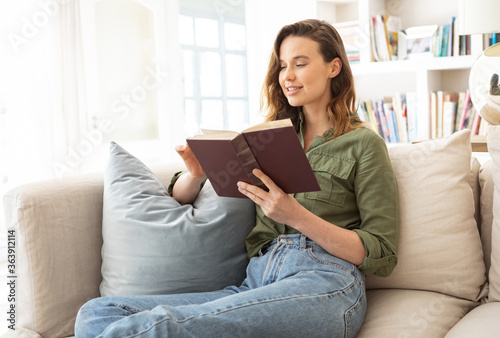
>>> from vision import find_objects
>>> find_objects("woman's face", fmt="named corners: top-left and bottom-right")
top-left (278, 36), bottom-right (340, 112)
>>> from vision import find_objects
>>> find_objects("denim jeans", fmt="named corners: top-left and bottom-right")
top-left (75, 234), bottom-right (366, 338)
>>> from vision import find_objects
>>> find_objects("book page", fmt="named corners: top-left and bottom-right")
top-left (242, 119), bottom-right (292, 133)
top-left (188, 129), bottom-right (239, 140)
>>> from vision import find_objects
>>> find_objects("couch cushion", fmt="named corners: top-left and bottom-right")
top-left (366, 130), bottom-right (487, 302)
top-left (445, 302), bottom-right (500, 338)
top-left (100, 142), bottom-right (256, 296)
top-left (358, 289), bottom-right (477, 338)
top-left (357, 290), bottom-right (476, 338)
top-left (487, 125), bottom-right (500, 301)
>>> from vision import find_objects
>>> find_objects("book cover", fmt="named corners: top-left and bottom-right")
top-left (455, 91), bottom-right (466, 132)
top-left (458, 90), bottom-right (471, 130)
top-left (186, 119), bottom-right (321, 198)
top-left (442, 92), bottom-right (459, 137)
top-left (406, 92), bottom-right (419, 142)
top-left (384, 15), bottom-right (402, 61)
top-left (393, 93), bottom-right (408, 143)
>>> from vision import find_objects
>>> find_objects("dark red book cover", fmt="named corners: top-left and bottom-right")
top-left (186, 119), bottom-right (320, 198)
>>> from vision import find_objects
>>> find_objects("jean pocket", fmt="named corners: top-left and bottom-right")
top-left (307, 246), bottom-right (351, 273)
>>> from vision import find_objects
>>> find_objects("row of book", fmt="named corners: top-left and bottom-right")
top-left (485, 33), bottom-right (500, 48)
top-left (431, 16), bottom-right (475, 57)
top-left (368, 15), bottom-right (480, 62)
top-left (430, 90), bottom-right (488, 139)
top-left (357, 90), bottom-right (488, 144)
top-left (357, 94), bottom-right (415, 144)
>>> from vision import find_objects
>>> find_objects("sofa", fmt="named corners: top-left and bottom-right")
top-left (3, 126), bottom-right (500, 338)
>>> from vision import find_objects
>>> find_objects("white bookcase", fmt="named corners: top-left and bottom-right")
top-left (316, 0), bottom-right (484, 141)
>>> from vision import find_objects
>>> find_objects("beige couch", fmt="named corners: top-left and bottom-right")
top-left (3, 127), bottom-right (500, 338)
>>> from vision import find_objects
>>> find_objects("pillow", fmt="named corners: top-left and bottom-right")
top-left (366, 130), bottom-right (487, 302)
top-left (100, 142), bottom-right (256, 297)
top-left (487, 125), bottom-right (500, 301)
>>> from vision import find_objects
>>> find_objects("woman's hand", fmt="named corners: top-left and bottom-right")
top-left (175, 144), bottom-right (206, 179)
top-left (172, 144), bottom-right (206, 204)
top-left (237, 169), bottom-right (304, 226)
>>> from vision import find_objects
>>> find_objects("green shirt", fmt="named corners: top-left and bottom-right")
top-left (245, 125), bottom-right (399, 277)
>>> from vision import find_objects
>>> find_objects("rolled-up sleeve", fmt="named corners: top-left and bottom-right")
top-left (352, 134), bottom-right (399, 277)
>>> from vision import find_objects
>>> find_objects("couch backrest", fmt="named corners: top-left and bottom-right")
top-left (366, 130), bottom-right (488, 303)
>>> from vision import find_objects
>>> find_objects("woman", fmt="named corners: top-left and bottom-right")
top-left (75, 19), bottom-right (398, 337)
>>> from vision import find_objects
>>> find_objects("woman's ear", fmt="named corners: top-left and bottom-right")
top-left (329, 57), bottom-right (342, 78)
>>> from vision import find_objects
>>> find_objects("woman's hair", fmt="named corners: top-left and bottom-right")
top-left (490, 73), bottom-right (499, 94)
top-left (261, 19), bottom-right (364, 139)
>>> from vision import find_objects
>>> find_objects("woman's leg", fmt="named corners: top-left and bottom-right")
top-left (75, 288), bottom-right (241, 338)
top-left (76, 235), bottom-right (366, 338)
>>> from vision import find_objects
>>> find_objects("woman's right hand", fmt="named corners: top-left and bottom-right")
top-left (175, 144), bottom-right (206, 179)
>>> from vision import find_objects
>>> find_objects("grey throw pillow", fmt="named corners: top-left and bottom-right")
top-left (100, 142), bottom-right (256, 297)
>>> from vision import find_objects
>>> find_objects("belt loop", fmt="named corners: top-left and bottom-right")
top-left (300, 235), bottom-right (307, 249)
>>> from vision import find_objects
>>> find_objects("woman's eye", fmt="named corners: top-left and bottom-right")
top-left (297, 63), bottom-right (306, 67)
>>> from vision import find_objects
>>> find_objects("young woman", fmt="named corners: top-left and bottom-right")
top-left (75, 19), bottom-right (398, 337)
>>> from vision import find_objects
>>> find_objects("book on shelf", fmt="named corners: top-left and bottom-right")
top-left (358, 95), bottom-right (412, 144)
top-left (405, 92), bottom-right (419, 143)
top-left (358, 89), bottom-right (489, 145)
top-left (429, 89), bottom-right (488, 138)
top-left (430, 91), bottom-right (460, 138)
top-left (395, 16), bottom-right (483, 60)
top-left (335, 20), bottom-right (361, 64)
top-left (370, 15), bottom-right (401, 62)
top-left (186, 119), bottom-right (320, 198)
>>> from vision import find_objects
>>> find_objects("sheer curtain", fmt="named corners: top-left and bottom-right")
top-left (4, 0), bottom-right (90, 185)
top-left (0, 0), bottom-right (91, 246)
top-left (52, 0), bottom-right (91, 178)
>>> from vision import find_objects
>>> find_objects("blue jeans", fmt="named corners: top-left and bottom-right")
top-left (75, 234), bottom-right (366, 337)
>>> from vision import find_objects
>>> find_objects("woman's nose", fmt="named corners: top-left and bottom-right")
top-left (283, 67), bottom-right (295, 81)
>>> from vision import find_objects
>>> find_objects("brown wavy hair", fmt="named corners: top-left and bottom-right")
top-left (261, 19), bottom-right (364, 138)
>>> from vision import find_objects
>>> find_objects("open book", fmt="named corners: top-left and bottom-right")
top-left (186, 119), bottom-right (320, 198)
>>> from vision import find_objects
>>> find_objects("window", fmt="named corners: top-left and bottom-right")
top-left (179, 2), bottom-right (249, 137)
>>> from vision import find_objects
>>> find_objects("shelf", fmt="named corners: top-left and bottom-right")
top-left (319, 0), bottom-right (488, 142)
top-left (351, 55), bottom-right (477, 76)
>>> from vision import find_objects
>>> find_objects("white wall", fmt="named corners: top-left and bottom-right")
top-left (245, 0), bottom-right (317, 125)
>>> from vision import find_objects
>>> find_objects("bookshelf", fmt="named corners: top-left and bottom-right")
top-left (316, 0), bottom-right (487, 143)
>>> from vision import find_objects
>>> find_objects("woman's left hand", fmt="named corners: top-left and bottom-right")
top-left (237, 169), bottom-right (303, 226)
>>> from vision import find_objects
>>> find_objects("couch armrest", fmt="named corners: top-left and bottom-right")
top-left (3, 173), bottom-right (104, 338)
top-left (3, 161), bottom-right (185, 337)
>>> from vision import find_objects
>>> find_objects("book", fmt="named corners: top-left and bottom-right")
top-left (335, 20), bottom-right (362, 64)
top-left (384, 15), bottom-right (402, 60)
top-left (441, 92), bottom-right (459, 137)
top-left (458, 90), bottom-right (471, 130)
top-left (186, 119), bottom-right (321, 198)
